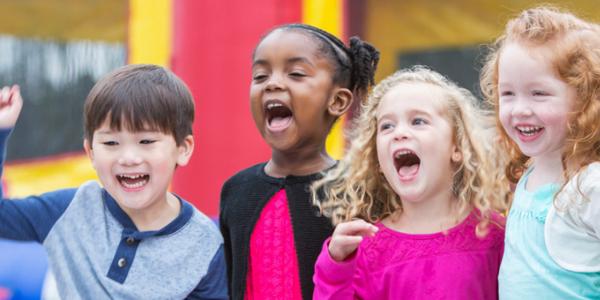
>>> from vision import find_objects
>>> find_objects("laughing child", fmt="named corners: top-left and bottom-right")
top-left (0, 65), bottom-right (227, 299)
top-left (219, 24), bottom-right (379, 300)
top-left (312, 66), bottom-right (508, 299)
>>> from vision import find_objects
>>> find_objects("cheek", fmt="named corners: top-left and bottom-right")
top-left (539, 108), bottom-right (569, 127)
top-left (375, 138), bottom-right (387, 167)
top-left (498, 106), bottom-right (512, 130)
top-left (88, 150), bottom-right (107, 170)
top-left (249, 104), bottom-right (264, 127)
top-left (249, 86), bottom-right (263, 112)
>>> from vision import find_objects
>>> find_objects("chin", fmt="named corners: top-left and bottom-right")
top-left (120, 200), bottom-right (153, 211)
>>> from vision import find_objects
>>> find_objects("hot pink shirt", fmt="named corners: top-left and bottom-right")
top-left (245, 189), bottom-right (303, 300)
top-left (313, 212), bottom-right (504, 300)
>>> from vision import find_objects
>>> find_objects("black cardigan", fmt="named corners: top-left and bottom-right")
top-left (219, 163), bottom-right (334, 300)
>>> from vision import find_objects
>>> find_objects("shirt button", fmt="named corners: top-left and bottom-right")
top-left (117, 258), bottom-right (127, 268)
top-left (126, 237), bottom-right (135, 245)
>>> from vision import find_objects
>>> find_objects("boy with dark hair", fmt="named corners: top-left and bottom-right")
top-left (0, 64), bottom-right (227, 299)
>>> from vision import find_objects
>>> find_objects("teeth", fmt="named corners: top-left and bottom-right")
top-left (516, 126), bottom-right (543, 135)
top-left (266, 102), bottom-right (283, 110)
top-left (117, 174), bottom-right (149, 189)
top-left (394, 150), bottom-right (413, 159)
top-left (121, 179), bottom-right (147, 189)
top-left (119, 174), bottom-right (145, 179)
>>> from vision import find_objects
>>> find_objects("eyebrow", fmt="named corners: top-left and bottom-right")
top-left (252, 56), bottom-right (314, 68)
top-left (377, 109), bottom-right (434, 120)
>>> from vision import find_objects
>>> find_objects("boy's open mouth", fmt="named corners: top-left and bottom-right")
top-left (117, 174), bottom-right (150, 190)
top-left (264, 100), bottom-right (293, 130)
top-left (394, 150), bottom-right (421, 180)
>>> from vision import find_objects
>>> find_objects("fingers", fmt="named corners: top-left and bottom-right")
top-left (0, 86), bottom-right (10, 105)
top-left (8, 85), bottom-right (22, 108)
top-left (0, 85), bottom-right (23, 129)
top-left (0, 85), bottom-right (21, 106)
top-left (335, 219), bottom-right (379, 237)
top-left (328, 219), bottom-right (379, 262)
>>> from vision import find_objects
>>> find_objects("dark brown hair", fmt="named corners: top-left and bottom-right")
top-left (84, 64), bottom-right (195, 146)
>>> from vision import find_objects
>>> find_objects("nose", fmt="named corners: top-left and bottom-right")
top-left (511, 96), bottom-right (533, 117)
top-left (393, 124), bottom-right (411, 141)
top-left (265, 73), bottom-right (285, 92)
top-left (118, 147), bottom-right (143, 166)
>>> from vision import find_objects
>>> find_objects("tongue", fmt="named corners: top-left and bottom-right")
top-left (270, 116), bottom-right (291, 128)
top-left (398, 164), bottom-right (419, 177)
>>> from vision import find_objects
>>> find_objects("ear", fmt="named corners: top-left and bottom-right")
top-left (451, 145), bottom-right (462, 163)
top-left (328, 87), bottom-right (353, 117)
top-left (176, 135), bottom-right (194, 166)
top-left (83, 139), bottom-right (97, 169)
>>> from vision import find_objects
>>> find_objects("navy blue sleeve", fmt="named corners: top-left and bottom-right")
top-left (187, 244), bottom-right (229, 300)
top-left (0, 128), bottom-right (76, 242)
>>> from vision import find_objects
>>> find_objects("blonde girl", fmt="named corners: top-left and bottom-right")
top-left (312, 66), bottom-right (508, 299)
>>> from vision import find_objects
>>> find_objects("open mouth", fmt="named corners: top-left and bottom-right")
top-left (117, 174), bottom-right (149, 190)
top-left (393, 150), bottom-right (421, 180)
top-left (264, 100), bottom-right (293, 130)
top-left (516, 125), bottom-right (544, 136)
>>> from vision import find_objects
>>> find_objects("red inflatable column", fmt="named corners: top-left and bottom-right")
top-left (171, 0), bottom-right (301, 216)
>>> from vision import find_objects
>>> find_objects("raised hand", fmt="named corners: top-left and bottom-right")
top-left (0, 85), bottom-right (23, 129)
top-left (328, 218), bottom-right (379, 262)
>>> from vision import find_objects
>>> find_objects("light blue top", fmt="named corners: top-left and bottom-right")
top-left (499, 168), bottom-right (600, 299)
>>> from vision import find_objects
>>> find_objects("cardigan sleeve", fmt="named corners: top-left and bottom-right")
top-left (219, 178), bottom-right (234, 299)
top-left (578, 163), bottom-right (600, 239)
top-left (545, 162), bottom-right (600, 272)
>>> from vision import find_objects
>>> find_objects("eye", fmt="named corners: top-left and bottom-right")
top-left (252, 74), bottom-right (267, 82)
top-left (102, 141), bottom-right (118, 146)
top-left (412, 117), bottom-right (428, 126)
top-left (500, 90), bottom-right (514, 97)
top-left (140, 139), bottom-right (156, 145)
top-left (532, 90), bottom-right (549, 96)
top-left (378, 122), bottom-right (394, 132)
top-left (289, 71), bottom-right (306, 78)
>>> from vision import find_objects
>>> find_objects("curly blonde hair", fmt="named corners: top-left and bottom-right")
top-left (480, 6), bottom-right (600, 196)
top-left (313, 66), bottom-right (509, 232)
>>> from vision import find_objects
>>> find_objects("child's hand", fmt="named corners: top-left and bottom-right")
top-left (0, 85), bottom-right (23, 129)
top-left (328, 219), bottom-right (379, 262)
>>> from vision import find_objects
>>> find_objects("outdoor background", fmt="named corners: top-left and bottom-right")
top-left (0, 1), bottom-right (598, 299)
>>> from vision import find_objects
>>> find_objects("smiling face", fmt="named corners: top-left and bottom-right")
top-left (250, 29), bottom-right (341, 154)
top-left (498, 43), bottom-right (575, 163)
top-left (376, 82), bottom-right (460, 204)
top-left (84, 118), bottom-right (193, 215)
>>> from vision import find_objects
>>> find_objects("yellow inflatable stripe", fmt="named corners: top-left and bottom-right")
top-left (303, 0), bottom-right (346, 159)
top-left (3, 154), bottom-right (97, 198)
top-left (128, 0), bottom-right (172, 66)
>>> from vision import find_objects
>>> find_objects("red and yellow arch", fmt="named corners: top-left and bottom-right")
top-left (5, 0), bottom-right (598, 217)
top-left (3, 0), bottom-right (348, 218)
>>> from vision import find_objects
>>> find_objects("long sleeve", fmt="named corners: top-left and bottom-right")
top-left (313, 238), bottom-right (358, 300)
top-left (218, 181), bottom-right (233, 298)
top-left (187, 244), bottom-right (229, 300)
top-left (0, 128), bottom-right (75, 242)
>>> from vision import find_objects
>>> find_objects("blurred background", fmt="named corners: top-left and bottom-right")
top-left (0, 0), bottom-right (598, 299)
